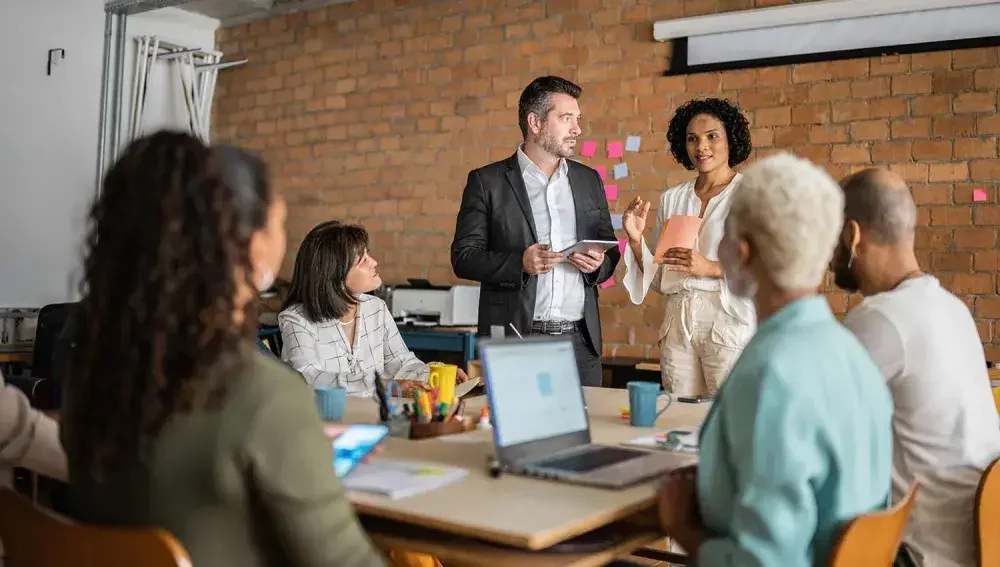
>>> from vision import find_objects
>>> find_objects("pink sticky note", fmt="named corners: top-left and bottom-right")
top-left (617, 238), bottom-right (627, 254)
top-left (604, 184), bottom-right (618, 200)
top-left (581, 140), bottom-right (597, 157)
top-left (595, 165), bottom-right (607, 180)
top-left (607, 142), bottom-right (623, 159)
top-left (600, 277), bottom-right (615, 289)
top-left (973, 189), bottom-right (988, 202)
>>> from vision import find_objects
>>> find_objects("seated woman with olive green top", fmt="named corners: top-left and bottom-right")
top-left (60, 133), bottom-right (385, 567)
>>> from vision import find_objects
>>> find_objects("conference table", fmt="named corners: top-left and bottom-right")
top-left (340, 387), bottom-right (710, 566)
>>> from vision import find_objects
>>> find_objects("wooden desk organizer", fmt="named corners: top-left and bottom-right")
top-left (409, 417), bottom-right (477, 440)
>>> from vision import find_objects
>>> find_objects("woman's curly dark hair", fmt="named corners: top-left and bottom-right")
top-left (666, 98), bottom-right (752, 171)
top-left (66, 130), bottom-right (272, 479)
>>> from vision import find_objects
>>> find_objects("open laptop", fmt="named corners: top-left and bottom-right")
top-left (479, 336), bottom-right (696, 489)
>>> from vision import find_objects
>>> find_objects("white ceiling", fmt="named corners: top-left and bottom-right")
top-left (105, 0), bottom-right (353, 25)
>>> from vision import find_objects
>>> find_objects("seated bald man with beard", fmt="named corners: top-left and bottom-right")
top-left (831, 167), bottom-right (1000, 567)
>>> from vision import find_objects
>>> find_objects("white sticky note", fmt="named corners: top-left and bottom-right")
top-left (611, 214), bottom-right (623, 230)
top-left (613, 163), bottom-right (629, 179)
top-left (625, 136), bottom-right (641, 152)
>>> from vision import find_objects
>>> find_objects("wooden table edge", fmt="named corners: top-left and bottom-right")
top-left (366, 522), bottom-right (663, 567)
top-left (354, 498), bottom-right (657, 550)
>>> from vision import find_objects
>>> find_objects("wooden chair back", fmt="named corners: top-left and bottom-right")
top-left (827, 483), bottom-right (918, 567)
top-left (975, 458), bottom-right (1000, 567)
top-left (0, 488), bottom-right (191, 567)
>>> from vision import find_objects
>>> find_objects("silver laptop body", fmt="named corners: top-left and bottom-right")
top-left (479, 336), bottom-right (696, 489)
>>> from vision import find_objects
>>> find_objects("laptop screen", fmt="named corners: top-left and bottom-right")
top-left (480, 338), bottom-right (589, 448)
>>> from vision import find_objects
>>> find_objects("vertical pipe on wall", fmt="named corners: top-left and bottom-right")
top-left (94, 11), bottom-right (113, 197)
top-left (109, 13), bottom-right (128, 163)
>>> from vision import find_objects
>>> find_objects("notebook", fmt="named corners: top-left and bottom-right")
top-left (342, 459), bottom-right (467, 500)
top-left (653, 215), bottom-right (702, 262)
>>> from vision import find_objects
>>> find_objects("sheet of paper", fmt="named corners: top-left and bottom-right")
top-left (580, 140), bottom-right (597, 157)
top-left (599, 277), bottom-right (615, 289)
top-left (607, 141), bottom-right (623, 158)
top-left (621, 427), bottom-right (700, 455)
top-left (613, 162), bottom-right (628, 179)
top-left (653, 215), bottom-right (702, 261)
top-left (611, 214), bottom-right (623, 230)
top-left (453, 377), bottom-right (480, 399)
top-left (973, 189), bottom-right (988, 202)
top-left (595, 165), bottom-right (607, 180)
top-left (625, 136), bottom-right (641, 152)
top-left (604, 184), bottom-right (618, 200)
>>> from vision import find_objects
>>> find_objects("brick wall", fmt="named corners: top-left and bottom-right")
top-left (213, 0), bottom-right (1000, 362)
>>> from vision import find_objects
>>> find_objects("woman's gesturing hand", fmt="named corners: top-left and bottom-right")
top-left (622, 196), bottom-right (651, 244)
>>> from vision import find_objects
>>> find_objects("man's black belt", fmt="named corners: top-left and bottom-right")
top-left (530, 320), bottom-right (581, 335)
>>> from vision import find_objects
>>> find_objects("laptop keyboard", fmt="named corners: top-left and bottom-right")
top-left (530, 447), bottom-right (644, 473)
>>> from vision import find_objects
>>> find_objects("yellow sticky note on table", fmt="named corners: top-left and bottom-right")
top-left (414, 467), bottom-right (447, 476)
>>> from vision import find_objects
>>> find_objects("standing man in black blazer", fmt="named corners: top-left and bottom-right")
top-left (451, 76), bottom-right (620, 386)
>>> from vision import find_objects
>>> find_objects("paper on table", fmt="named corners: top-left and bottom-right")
top-left (613, 163), bottom-right (628, 179)
top-left (453, 377), bottom-right (480, 399)
top-left (625, 136), bottom-right (641, 152)
top-left (653, 215), bottom-right (702, 262)
top-left (611, 214), bottom-right (623, 230)
top-left (621, 427), bottom-right (700, 455)
top-left (604, 184), bottom-right (618, 200)
top-left (581, 140), bottom-right (597, 157)
top-left (973, 189), bottom-right (988, 202)
top-left (595, 165), bottom-right (607, 180)
top-left (600, 277), bottom-right (615, 289)
top-left (343, 459), bottom-right (468, 500)
top-left (607, 142), bottom-right (623, 158)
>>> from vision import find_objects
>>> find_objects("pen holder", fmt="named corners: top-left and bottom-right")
top-left (384, 415), bottom-right (412, 439)
top-left (409, 417), bottom-right (477, 440)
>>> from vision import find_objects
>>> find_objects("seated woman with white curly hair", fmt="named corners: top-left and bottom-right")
top-left (655, 153), bottom-right (895, 566)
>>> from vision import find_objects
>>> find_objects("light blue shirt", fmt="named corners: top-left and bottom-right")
top-left (697, 296), bottom-right (893, 566)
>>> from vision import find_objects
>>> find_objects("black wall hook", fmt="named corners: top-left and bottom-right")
top-left (47, 48), bottom-right (65, 76)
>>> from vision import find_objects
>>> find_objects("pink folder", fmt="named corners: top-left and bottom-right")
top-left (653, 215), bottom-right (702, 263)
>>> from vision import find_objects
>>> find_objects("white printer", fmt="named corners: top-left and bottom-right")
top-left (389, 280), bottom-right (480, 327)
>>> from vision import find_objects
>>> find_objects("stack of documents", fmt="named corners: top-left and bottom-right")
top-left (343, 459), bottom-right (467, 499)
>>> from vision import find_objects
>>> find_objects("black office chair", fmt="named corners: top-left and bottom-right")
top-left (32, 303), bottom-right (78, 379)
top-left (8, 302), bottom-right (79, 410)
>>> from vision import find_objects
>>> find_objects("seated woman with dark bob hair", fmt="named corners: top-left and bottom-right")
top-left (279, 221), bottom-right (467, 397)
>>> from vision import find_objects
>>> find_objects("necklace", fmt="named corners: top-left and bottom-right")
top-left (338, 313), bottom-right (358, 326)
top-left (893, 269), bottom-right (924, 290)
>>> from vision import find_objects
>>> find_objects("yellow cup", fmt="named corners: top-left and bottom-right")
top-left (428, 363), bottom-right (458, 404)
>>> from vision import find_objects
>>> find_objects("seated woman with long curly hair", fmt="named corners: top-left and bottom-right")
top-left (60, 131), bottom-right (386, 567)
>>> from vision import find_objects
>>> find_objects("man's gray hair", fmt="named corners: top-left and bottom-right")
top-left (840, 169), bottom-right (917, 244)
top-left (726, 152), bottom-right (844, 291)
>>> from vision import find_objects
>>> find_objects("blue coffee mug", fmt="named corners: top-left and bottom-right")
top-left (627, 381), bottom-right (672, 427)
top-left (315, 387), bottom-right (347, 422)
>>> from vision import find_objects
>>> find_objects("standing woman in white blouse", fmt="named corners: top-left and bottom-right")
top-left (622, 98), bottom-right (756, 396)
top-left (279, 220), bottom-right (467, 397)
